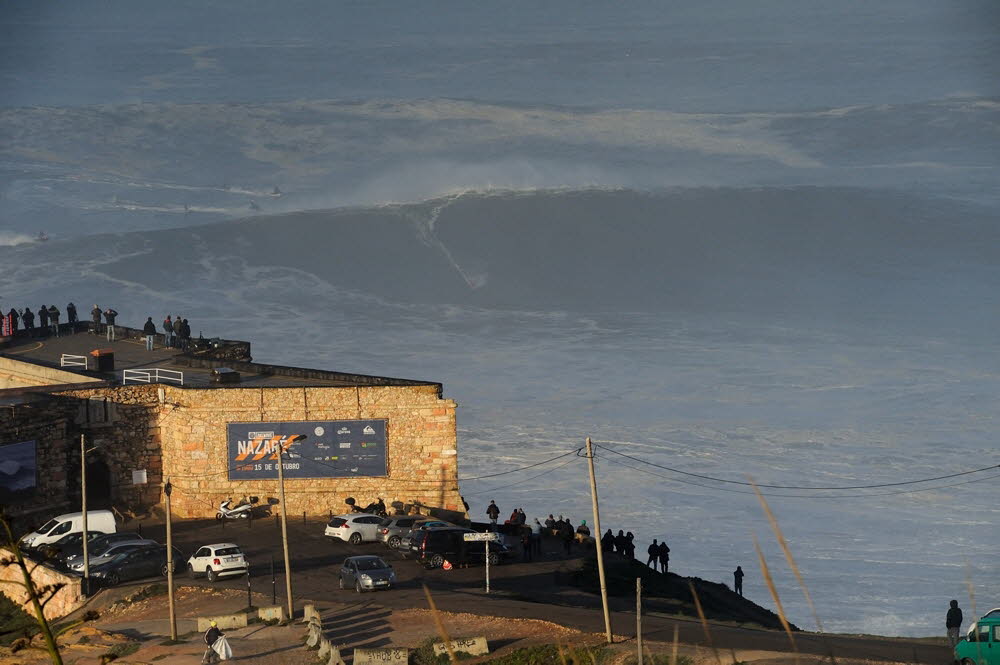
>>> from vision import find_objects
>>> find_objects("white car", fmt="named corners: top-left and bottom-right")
top-left (187, 543), bottom-right (248, 581)
top-left (324, 514), bottom-right (383, 544)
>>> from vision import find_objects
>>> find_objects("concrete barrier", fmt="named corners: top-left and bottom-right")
top-left (303, 603), bottom-right (320, 622)
top-left (197, 613), bottom-right (248, 632)
top-left (433, 637), bottom-right (489, 657)
top-left (258, 605), bottom-right (286, 623)
top-left (354, 647), bottom-right (409, 665)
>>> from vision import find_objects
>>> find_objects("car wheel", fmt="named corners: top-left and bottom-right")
top-left (430, 554), bottom-right (445, 568)
top-left (188, 564), bottom-right (196, 577)
top-left (355, 580), bottom-right (365, 593)
top-left (206, 567), bottom-right (217, 582)
top-left (161, 563), bottom-right (172, 576)
top-left (387, 535), bottom-right (401, 549)
top-left (106, 573), bottom-right (120, 586)
top-left (349, 533), bottom-right (362, 545)
top-left (487, 552), bottom-right (501, 566)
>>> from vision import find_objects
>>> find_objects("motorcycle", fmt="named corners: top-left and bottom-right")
top-left (345, 496), bottom-right (387, 518)
top-left (217, 496), bottom-right (261, 520)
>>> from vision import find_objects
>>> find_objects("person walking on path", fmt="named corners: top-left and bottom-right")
top-left (142, 317), bottom-right (157, 350)
top-left (486, 500), bottom-right (500, 527)
top-left (104, 307), bottom-right (118, 341)
top-left (657, 540), bottom-right (670, 574)
top-left (946, 599), bottom-right (963, 648)
top-left (48, 305), bottom-right (60, 336)
top-left (734, 565), bottom-right (744, 596)
top-left (202, 620), bottom-right (224, 664)
top-left (91, 305), bottom-right (102, 335)
top-left (22, 307), bottom-right (34, 337)
top-left (66, 302), bottom-right (77, 329)
top-left (37, 306), bottom-right (49, 337)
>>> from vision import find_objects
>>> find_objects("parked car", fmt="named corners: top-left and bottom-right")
top-left (66, 539), bottom-right (157, 572)
top-left (49, 531), bottom-right (144, 565)
top-left (187, 543), bottom-right (249, 581)
top-left (397, 521), bottom-right (457, 551)
top-left (36, 531), bottom-right (110, 561)
top-left (338, 555), bottom-right (396, 593)
top-left (408, 528), bottom-right (511, 568)
top-left (377, 517), bottom-right (450, 550)
top-left (955, 612), bottom-right (1000, 664)
top-left (21, 510), bottom-right (117, 549)
top-left (324, 514), bottom-right (383, 544)
top-left (90, 545), bottom-right (184, 587)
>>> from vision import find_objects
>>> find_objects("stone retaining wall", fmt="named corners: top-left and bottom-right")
top-left (0, 547), bottom-right (84, 620)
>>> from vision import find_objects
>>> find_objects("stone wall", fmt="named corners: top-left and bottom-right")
top-left (0, 356), bottom-right (92, 389)
top-left (157, 384), bottom-right (463, 521)
top-left (0, 547), bottom-right (85, 620)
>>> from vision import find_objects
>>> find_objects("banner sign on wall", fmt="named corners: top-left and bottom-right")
top-left (226, 420), bottom-right (388, 480)
top-left (0, 440), bottom-right (37, 502)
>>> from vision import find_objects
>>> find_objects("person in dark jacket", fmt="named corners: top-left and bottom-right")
top-left (66, 302), bottom-right (77, 327)
top-left (7, 308), bottom-right (19, 335)
top-left (37, 306), bottom-right (49, 336)
top-left (614, 530), bottom-right (627, 556)
top-left (575, 519), bottom-right (591, 543)
top-left (601, 529), bottom-right (614, 553)
top-left (22, 308), bottom-right (34, 337)
top-left (104, 308), bottom-right (118, 341)
top-left (560, 520), bottom-right (574, 555)
top-left (162, 315), bottom-right (174, 348)
top-left (545, 514), bottom-right (556, 530)
top-left (90, 304), bottom-right (102, 334)
top-left (486, 500), bottom-right (500, 526)
top-left (657, 541), bottom-right (671, 574)
top-left (734, 565), bottom-right (744, 596)
top-left (142, 317), bottom-right (157, 350)
top-left (202, 620), bottom-right (224, 664)
top-left (180, 318), bottom-right (191, 349)
top-left (625, 531), bottom-right (635, 559)
top-left (47, 305), bottom-right (60, 336)
top-left (646, 539), bottom-right (659, 569)
top-left (946, 599), bottom-right (963, 647)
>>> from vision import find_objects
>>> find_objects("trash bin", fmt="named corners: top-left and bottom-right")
top-left (89, 348), bottom-right (115, 372)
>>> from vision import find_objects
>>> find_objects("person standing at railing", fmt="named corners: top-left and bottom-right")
top-left (104, 307), bottom-right (118, 341)
top-left (180, 318), bottom-right (191, 350)
top-left (6, 308), bottom-right (18, 337)
top-left (37, 305), bottom-right (49, 337)
top-left (22, 308), bottom-right (35, 337)
top-left (172, 315), bottom-right (182, 348)
top-left (162, 314), bottom-right (174, 348)
top-left (47, 304), bottom-right (60, 337)
top-left (66, 302), bottom-right (77, 330)
top-left (142, 317), bottom-right (157, 351)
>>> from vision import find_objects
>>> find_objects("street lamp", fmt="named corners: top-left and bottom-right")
top-left (164, 478), bottom-right (177, 641)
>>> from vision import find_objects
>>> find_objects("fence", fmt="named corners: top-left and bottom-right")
top-left (122, 368), bottom-right (184, 386)
top-left (60, 354), bottom-right (88, 369)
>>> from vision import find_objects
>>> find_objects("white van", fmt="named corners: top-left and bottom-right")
top-left (21, 510), bottom-right (117, 549)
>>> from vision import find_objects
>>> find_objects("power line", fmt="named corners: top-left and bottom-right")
top-left (596, 453), bottom-right (1000, 499)
top-left (462, 457), bottom-right (580, 497)
top-left (592, 442), bottom-right (999, 490)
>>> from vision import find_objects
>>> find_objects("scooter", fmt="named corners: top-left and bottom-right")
top-left (217, 497), bottom-right (253, 520)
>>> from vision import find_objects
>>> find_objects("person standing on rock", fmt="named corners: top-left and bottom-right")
top-left (486, 500), bottom-right (500, 527)
top-left (734, 565), bottom-right (744, 596)
top-left (647, 539), bottom-right (659, 570)
top-left (946, 599), bottom-right (963, 648)
top-left (657, 540), bottom-right (670, 574)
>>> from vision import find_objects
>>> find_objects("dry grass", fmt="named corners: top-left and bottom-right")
top-left (753, 533), bottom-right (798, 664)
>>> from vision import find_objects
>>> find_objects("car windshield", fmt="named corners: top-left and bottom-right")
top-left (38, 519), bottom-right (59, 534)
top-left (355, 558), bottom-right (389, 571)
top-left (215, 547), bottom-right (241, 556)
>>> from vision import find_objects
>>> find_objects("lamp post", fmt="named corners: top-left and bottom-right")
top-left (164, 479), bottom-right (177, 641)
top-left (80, 435), bottom-right (89, 597)
top-left (276, 441), bottom-right (293, 619)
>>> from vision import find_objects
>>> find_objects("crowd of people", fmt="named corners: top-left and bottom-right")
top-left (0, 302), bottom-right (197, 353)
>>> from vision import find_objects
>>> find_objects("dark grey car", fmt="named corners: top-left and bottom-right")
top-left (376, 517), bottom-right (447, 550)
top-left (338, 555), bottom-right (396, 593)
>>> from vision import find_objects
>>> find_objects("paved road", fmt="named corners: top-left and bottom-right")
top-left (111, 516), bottom-right (950, 663)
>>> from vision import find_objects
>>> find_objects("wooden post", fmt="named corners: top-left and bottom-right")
top-left (586, 437), bottom-right (613, 643)
top-left (636, 577), bottom-right (643, 665)
top-left (164, 479), bottom-right (177, 640)
top-left (80, 434), bottom-right (89, 597)
top-left (276, 441), bottom-right (294, 618)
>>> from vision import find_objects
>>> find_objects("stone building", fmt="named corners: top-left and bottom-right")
top-left (0, 323), bottom-right (464, 528)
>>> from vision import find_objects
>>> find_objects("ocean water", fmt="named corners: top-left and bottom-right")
top-left (2, 0), bottom-right (999, 636)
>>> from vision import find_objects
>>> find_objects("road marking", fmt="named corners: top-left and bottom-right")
top-left (7, 341), bottom-right (44, 354)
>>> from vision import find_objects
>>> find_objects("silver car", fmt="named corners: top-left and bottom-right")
top-left (376, 517), bottom-right (448, 550)
top-left (66, 539), bottom-right (157, 572)
top-left (324, 513), bottom-right (383, 544)
top-left (338, 555), bottom-right (396, 593)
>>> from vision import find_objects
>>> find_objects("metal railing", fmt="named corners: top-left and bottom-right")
top-left (122, 368), bottom-right (184, 386)
top-left (60, 354), bottom-right (88, 369)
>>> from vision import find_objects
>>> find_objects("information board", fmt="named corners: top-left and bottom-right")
top-left (226, 420), bottom-right (387, 480)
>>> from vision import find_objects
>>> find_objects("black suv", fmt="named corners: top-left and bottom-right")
top-left (408, 528), bottom-right (511, 567)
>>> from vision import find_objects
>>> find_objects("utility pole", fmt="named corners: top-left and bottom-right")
top-left (585, 437), bottom-right (613, 643)
top-left (164, 479), bottom-right (177, 641)
top-left (276, 440), bottom-right (294, 619)
top-left (636, 577), bottom-right (643, 665)
top-left (80, 434), bottom-right (89, 597)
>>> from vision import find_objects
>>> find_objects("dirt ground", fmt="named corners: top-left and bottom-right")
top-left (0, 586), bottom-right (937, 665)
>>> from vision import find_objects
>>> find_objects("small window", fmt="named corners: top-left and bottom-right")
top-left (977, 624), bottom-right (990, 643)
top-left (195, 548), bottom-right (210, 558)
top-left (38, 519), bottom-right (59, 534)
top-left (993, 625), bottom-right (1000, 643)
top-left (215, 547), bottom-right (241, 556)
top-left (52, 521), bottom-right (72, 535)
